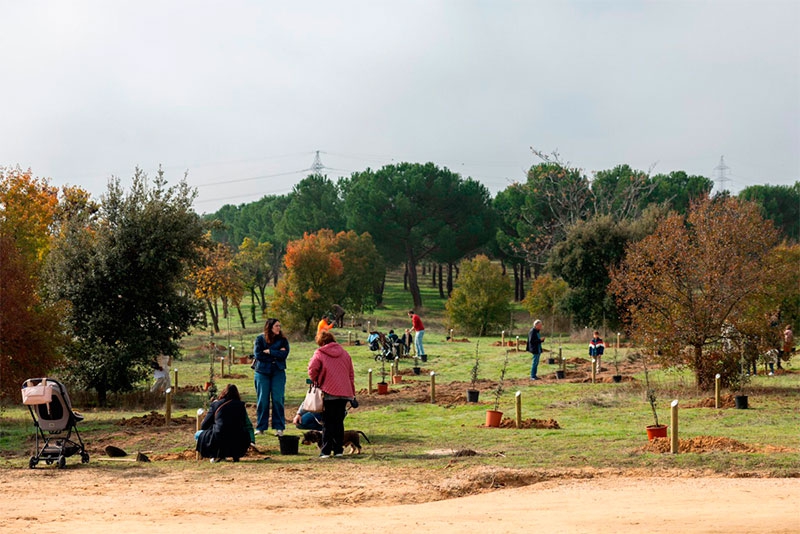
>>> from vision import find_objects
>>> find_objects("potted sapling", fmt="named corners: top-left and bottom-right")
top-left (466, 341), bottom-right (480, 403)
top-left (643, 350), bottom-right (666, 440)
top-left (612, 345), bottom-right (622, 383)
top-left (377, 356), bottom-right (389, 395)
top-left (485, 351), bottom-right (509, 427)
top-left (412, 355), bottom-right (421, 376)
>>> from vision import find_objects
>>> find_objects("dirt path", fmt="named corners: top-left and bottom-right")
top-left (1, 465), bottom-right (797, 533)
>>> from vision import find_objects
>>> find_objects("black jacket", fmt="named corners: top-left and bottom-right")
top-left (526, 327), bottom-right (544, 355)
top-left (196, 398), bottom-right (254, 460)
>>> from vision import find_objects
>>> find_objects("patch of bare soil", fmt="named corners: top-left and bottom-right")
top-left (639, 435), bottom-right (795, 454)
top-left (684, 394), bottom-right (738, 409)
top-left (115, 411), bottom-right (195, 427)
top-left (495, 417), bottom-right (560, 429)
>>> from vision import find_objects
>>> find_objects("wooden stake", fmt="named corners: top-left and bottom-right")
top-left (368, 369), bottom-right (373, 395)
top-left (195, 408), bottom-right (204, 461)
top-left (516, 336), bottom-right (520, 352)
top-left (173, 368), bottom-right (178, 390)
top-left (591, 358), bottom-right (596, 384)
top-left (670, 400), bottom-right (679, 454)
top-left (715, 373), bottom-right (721, 409)
top-left (515, 391), bottom-right (522, 428)
top-left (430, 372), bottom-right (436, 403)
top-left (164, 388), bottom-right (172, 426)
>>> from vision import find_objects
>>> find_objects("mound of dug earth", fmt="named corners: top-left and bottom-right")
top-left (494, 417), bottom-right (560, 429)
top-left (641, 436), bottom-right (757, 453)
top-left (116, 411), bottom-right (194, 427)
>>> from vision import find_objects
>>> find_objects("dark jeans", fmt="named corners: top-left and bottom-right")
top-left (530, 352), bottom-right (541, 378)
top-left (321, 398), bottom-right (348, 456)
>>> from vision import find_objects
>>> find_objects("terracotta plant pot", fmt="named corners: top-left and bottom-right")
top-left (204, 382), bottom-right (212, 391)
top-left (239, 357), bottom-right (249, 364)
top-left (392, 375), bottom-right (402, 384)
top-left (466, 389), bottom-right (480, 403)
top-left (485, 410), bottom-right (503, 427)
top-left (646, 424), bottom-right (668, 441)
top-left (376, 382), bottom-right (389, 395)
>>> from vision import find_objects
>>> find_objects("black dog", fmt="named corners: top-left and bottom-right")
top-left (301, 429), bottom-right (370, 454)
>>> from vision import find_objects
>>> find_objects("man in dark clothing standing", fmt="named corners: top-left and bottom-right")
top-left (526, 319), bottom-right (545, 380)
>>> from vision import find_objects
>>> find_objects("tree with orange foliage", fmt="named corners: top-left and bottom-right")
top-left (609, 197), bottom-right (783, 389)
top-left (0, 167), bottom-right (66, 400)
top-left (270, 229), bottom-right (383, 336)
top-left (190, 237), bottom-right (244, 332)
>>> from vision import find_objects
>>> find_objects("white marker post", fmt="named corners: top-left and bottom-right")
top-left (501, 330), bottom-right (505, 346)
top-left (430, 371), bottom-right (436, 404)
top-left (173, 368), bottom-right (178, 390)
top-left (670, 400), bottom-right (679, 454)
top-left (715, 373), bottom-right (721, 409)
top-left (515, 391), bottom-right (522, 428)
top-left (368, 369), bottom-right (373, 395)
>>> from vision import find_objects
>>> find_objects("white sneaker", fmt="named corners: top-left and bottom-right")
top-left (769, 372), bottom-right (774, 376)
top-left (275, 430), bottom-right (284, 437)
top-left (255, 430), bottom-right (264, 435)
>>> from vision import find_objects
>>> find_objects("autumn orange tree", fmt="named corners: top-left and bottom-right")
top-left (0, 168), bottom-right (65, 401)
top-left (270, 229), bottom-right (383, 336)
top-left (190, 237), bottom-right (244, 332)
top-left (609, 197), bottom-right (783, 389)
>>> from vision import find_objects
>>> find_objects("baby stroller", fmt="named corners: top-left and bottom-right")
top-left (368, 331), bottom-right (395, 362)
top-left (22, 377), bottom-right (89, 469)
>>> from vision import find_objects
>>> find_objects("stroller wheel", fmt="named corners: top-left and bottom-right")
top-left (28, 457), bottom-right (37, 469)
top-left (81, 452), bottom-right (90, 464)
top-left (57, 456), bottom-right (66, 469)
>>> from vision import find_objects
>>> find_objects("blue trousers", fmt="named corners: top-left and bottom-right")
top-left (415, 330), bottom-right (426, 356)
top-left (254, 370), bottom-right (286, 432)
top-left (530, 352), bottom-right (541, 379)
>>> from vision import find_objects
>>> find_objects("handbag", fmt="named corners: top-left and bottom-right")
top-left (22, 380), bottom-right (54, 405)
top-left (303, 383), bottom-right (324, 413)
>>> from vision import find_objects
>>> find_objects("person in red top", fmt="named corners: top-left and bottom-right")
top-left (408, 310), bottom-right (426, 360)
top-left (308, 330), bottom-right (356, 458)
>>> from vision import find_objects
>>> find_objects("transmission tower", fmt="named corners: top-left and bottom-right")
top-left (311, 150), bottom-right (325, 175)
top-left (713, 156), bottom-right (731, 193)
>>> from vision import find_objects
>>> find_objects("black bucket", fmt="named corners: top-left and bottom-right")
top-left (278, 434), bottom-right (300, 455)
top-left (612, 375), bottom-right (622, 383)
top-left (547, 358), bottom-right (555, 365)
top-left (466, 389), bottom-right (480, 403)
top-left (556, 370), bottom-right (565, 379)
top-left (734, 395), bottom-right (749, 409)
top-left (420, 354), bottom-right (428, 362)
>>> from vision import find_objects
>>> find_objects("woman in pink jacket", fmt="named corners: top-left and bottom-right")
top-left (308, 330), bottom-right (356, 457)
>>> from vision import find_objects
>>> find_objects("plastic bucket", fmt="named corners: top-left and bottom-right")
top-left (466, 389), bottom-right (480, 403)
top-left (278, 435), bottom-right (300, 455)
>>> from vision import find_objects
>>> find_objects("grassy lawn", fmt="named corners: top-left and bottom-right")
top-left (1, 270), bottom-right (798, 475)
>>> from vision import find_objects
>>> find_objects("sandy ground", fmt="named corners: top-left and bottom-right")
top-left (1, 465), bottom-right (798, 534)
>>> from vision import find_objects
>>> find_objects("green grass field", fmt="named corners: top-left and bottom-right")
top-left (2, 270), bottom-right (798, 475)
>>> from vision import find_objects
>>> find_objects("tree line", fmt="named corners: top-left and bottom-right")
top-left (1, 158), bottom-right (797, 402)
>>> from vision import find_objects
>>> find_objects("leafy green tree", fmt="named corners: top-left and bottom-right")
top-left (275, 174), bottom-right (345, 242)
top-left (738, 182), bottom-right (799, 242)
top-left (648, 171), bottom-right (713, 214)
top-left (327, 229), bottom-right (385, 314)
top-left (609, 197), bottom-right (782, 389)
top-left (208, 194), bottom-right (290, 286)
top-left (591, 164), bottom-right (655, 220)
top-left (491, 183), bottom-right (533, 301)
top-left (548, 214), bottom-right (640, 329)
top-left (45, 168), bottom-right (207, 405)
top-left (234, 237), bottom-right (273, 323)
top-left (446, 255), bottom-right (512, 335)
top-left (342, 162), bottom-right (494, 309)
top-left (522, 274), bottom-right (569, 324)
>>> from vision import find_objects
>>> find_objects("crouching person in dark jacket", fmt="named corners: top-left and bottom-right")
top-left (195, 384), bottom-right (255, 462)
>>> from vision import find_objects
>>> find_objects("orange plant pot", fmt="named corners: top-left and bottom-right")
top-left (376, 382), bottom-right (389, 395)
top-left (392, 375), bottom-right (403, 384)
top-left (646, 424), bottom-right (668, 441)
top-left (485, 410), bottom-right (503, 428)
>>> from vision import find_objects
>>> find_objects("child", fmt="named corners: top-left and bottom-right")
top-left (588, 331), bottom-right (605, 372)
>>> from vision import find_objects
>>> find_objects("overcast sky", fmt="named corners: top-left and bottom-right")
top-left (2, 0), bottom-right (798, 215)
